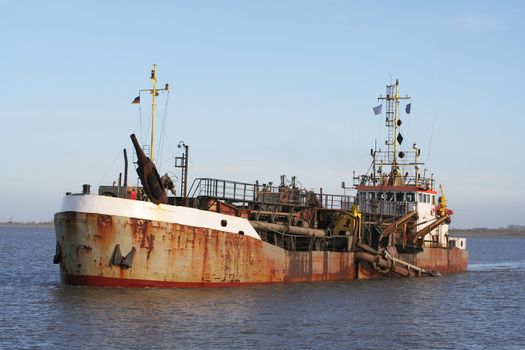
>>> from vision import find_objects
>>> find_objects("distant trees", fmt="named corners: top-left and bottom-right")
top-left (450, 225), bottom-right (525, 232)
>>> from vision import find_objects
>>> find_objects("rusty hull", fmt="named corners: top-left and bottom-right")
top-left (54, 211), bottom-right (467, 287)
top-left (399, 247), bottom-right (469, 274)
top-left (357, 247), bottom-right (468, 279)
top-left (54, 211), bottom-right (357, 287)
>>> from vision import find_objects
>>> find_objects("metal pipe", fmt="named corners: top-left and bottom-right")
top-left (355, 251), bottom-right (410, 276)
top-left (383, 250), bottom-right (437, 276)
top-left (123, 149), bottom-right (128, 187)
top-left (118, 173), bottom-right (122, 197)
top-left (250, 221), bottom-right (326, 237)
top-left (357, 243), bottom-right (434, 276)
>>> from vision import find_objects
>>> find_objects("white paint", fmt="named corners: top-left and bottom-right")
top-left (59, 194), bottom-right (261, 240)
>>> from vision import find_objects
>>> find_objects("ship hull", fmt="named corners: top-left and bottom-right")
top-left (54, 195), bottom-right (468, 288)
top-left (54, 211), bottom-right (359, 286)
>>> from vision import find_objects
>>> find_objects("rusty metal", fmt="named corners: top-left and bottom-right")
top-left (355, 251), bottom-right (409, 276)
top-left (356, 242), bottom-right (439, 277)
top-left (54, 209), bottom-right (467, 287)
top-left (54, 211), bottom-right (361, 286)
top-left (130, 134), bottom-right (167, 205)
top-left (399, 246), bottom-right (468, 274)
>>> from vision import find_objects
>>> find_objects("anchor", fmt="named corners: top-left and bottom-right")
top-left (111, 244), bottom-right (136, 268)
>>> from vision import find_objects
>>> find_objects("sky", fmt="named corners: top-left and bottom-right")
top-left (1, 0), bottom-right (524, 228)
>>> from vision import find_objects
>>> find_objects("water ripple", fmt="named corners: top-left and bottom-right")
top-left (1, 227), bottom-right (525, 349)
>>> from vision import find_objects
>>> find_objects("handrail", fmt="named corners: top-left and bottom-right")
top-left (188, 177), bottom-right (354, 210)
top-left (354, 175), bottom-right (435, 190)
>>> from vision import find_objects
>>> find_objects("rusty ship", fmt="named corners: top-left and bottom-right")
top-left (53, 67), bottom-right (468, 287)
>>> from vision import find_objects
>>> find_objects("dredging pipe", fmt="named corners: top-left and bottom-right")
top-left (356, 243), bottom-right (438, 277)
top-left (250, 221), bottom-right (326, 238)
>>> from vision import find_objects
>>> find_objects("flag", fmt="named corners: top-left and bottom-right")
top-left (373, 104), bottom-right (382, 115)
top-left (405, 103), bottom-right (411, 114)
top-left (397, 133), bottom-right (403, 145)
top-left (132, 96), bottom-right (140, 104)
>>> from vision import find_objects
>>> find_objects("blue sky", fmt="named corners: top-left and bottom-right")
top-left (1, 1), bottom-right (524, 228)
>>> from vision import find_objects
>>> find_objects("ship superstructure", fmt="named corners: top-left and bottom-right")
top-left (354, 80), bottom-right (465, 254)
top-left (53, 70), bottom-right (467, 287)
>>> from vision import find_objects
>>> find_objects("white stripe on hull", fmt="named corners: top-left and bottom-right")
top-left (59, 194), bottom-right (260, 240)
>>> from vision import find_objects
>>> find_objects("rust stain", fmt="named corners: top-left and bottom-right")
top-left (129, 218), bottom-right (156, 260)
top-left (146, 234), bottom-right (154, 260)
top-left (75, 245), bottom-right (92, 255)
top-left (92, 213), bottom-right (116, 253)
top-left (55, 211), bottom-right (467, 287)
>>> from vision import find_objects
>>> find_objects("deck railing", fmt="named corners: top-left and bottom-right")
top-left (188, 178), bottom-right (354, 210)
top-left (354, 175), bottom-right (435, 190)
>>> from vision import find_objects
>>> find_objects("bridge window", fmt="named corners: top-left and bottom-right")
top-left (432, 195), bottom-right (436, 205)
top-left (386, 192), bottom-right (394, 201)
top-left (418, 193), bottom-right (423, 202)
top-left (396, 192), bottom-right (404, 202)
top-left (406, 192), bottom-right (415, 202)
top-left (378, 192), bottom-right (384, 200)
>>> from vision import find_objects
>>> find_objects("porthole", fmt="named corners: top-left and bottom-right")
top-left (238, 231), bottom-right (244, 235)
top-left (221, 219), bottom-right (227, 227)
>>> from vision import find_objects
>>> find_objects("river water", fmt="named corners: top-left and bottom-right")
top-left (0, 227), bottom-right (524, 349)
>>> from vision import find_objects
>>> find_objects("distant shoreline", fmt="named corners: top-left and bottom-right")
top-left (0, 222), bottom-right (53, 228)
top-left (1, 222), bottom-right (524, 237)
top-left (450, 229), bottom-right (525, 237)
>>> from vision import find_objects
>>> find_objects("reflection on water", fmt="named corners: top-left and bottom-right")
top-left (1, 227), bottom-right (525, 349)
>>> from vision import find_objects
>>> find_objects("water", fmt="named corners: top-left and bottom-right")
top-left (1, 227), bottom-right (524, 349)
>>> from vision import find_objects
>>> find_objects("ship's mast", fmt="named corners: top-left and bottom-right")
top-left (151, 65), bottom-right (157, 161)
top-left (377, 79), bottom-right (410, 171)
top-left (138, 64), bottom-right (169, 161)
top-left (393, 80), bottom-right (399, 166)
top-left (356, 80), bottom-right (431, 188)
